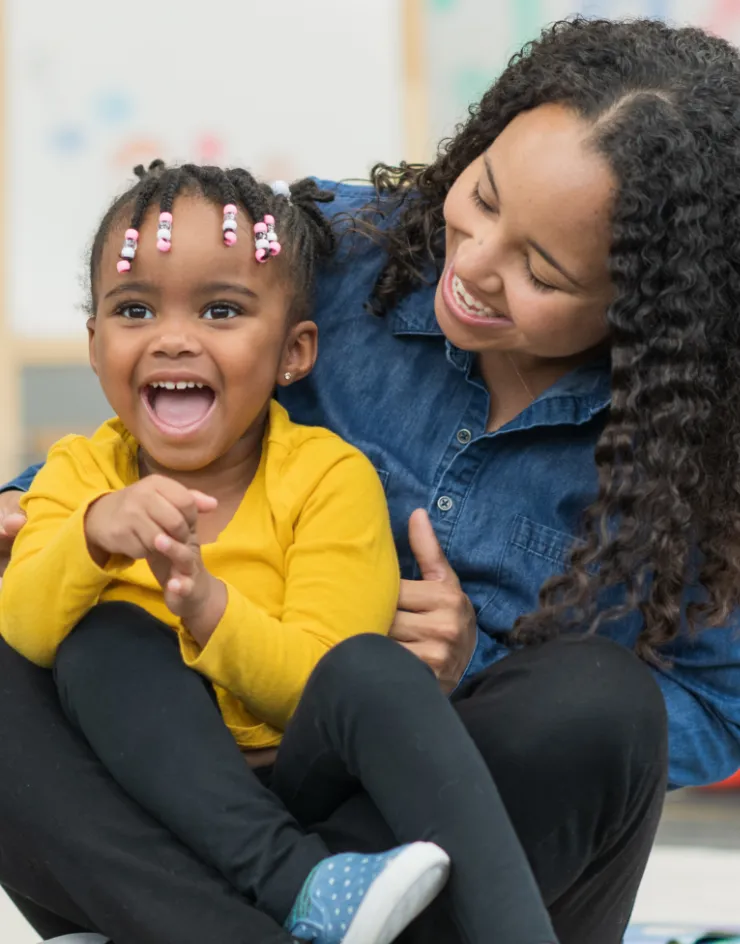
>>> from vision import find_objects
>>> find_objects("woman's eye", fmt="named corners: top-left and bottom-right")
top-left (470, 185), bottom-right (498, 214)
top-left (118, 305), bottom-right (154, 320)
top-left (202, 304), bottom-right (240, 321)
top-left (525, 261), bottom-right (557, 293)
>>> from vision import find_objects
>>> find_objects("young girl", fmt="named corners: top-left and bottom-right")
top-left (0, 162), bottom-right (556, 944)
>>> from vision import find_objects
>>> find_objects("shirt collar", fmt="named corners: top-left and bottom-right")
top-left (387, 290), bottom-right (611, 427)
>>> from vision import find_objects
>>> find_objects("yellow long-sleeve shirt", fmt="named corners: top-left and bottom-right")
top-left (0, 400), bottom-right (400, 749)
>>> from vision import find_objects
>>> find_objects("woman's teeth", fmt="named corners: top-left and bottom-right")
top-left (452, 274), bottom-right (501, 319)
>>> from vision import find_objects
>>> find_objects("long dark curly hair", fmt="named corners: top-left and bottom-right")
top-left (363, 17), bottom-right (740, 661)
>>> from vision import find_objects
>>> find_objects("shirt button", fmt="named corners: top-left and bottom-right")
top-left (437, 496), bottom-right (454, 512)
top-left (456, 428), bottom-right (472, 445)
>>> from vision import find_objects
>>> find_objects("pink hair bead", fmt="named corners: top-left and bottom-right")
top-left (125, 228), bottom-right (139, 241)
top-left (224, 230), bottom-right (237, 247)
top-left (159, 212), bottom-right (173, 223)
top-left (253, 221), bottom-right (267, 234)
top-left (157, 239), bottom-right (171, 252)
top-left (224, 204), bottom-right (237, 215)
top-left (264, 214), bottom-right (275, 226)
top-left (269, 241), bottom-right (282, 257)
top-left (255, 248), bottom-right (268, 263)
top-left (117, 260), bottom-right (132, 273)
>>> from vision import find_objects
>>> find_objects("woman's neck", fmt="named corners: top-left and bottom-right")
top-left (479, 348), bottom-right (602, 432)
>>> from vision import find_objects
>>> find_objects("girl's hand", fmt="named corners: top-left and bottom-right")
top-left (148, 531), bottom-right (227, 645)
top-left (84, 476), bottom-right (217, 566)
top-left (390, 509), bottom-right (477, 694)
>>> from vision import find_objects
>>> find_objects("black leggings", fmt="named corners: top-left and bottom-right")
top-left (0, 615), bottom-right (667, 944)
top-left (53, 602), bottom-right (555, 944)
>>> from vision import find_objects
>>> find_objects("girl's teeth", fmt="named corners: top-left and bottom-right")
top-left (150, 381), bottom-right (205, 390)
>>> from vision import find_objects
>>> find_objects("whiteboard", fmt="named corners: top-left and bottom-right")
top-left (6, 0), bottom-right (403, 338)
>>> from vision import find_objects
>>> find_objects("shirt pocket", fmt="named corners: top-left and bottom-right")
top-left (476, 514), bottom-right (577, 632)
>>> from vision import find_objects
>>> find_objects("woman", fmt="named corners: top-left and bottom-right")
top-left (1, 16), bottom-right (740, 944)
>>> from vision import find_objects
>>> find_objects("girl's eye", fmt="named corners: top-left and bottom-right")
top-left (118, 304), bottom-right (154, 320)
top-left (202, 304), bottom-right (241, 321)
top-left (525, 260), bottom-right (556, 293)
top-left (470, 184), bottom-right (498, 214)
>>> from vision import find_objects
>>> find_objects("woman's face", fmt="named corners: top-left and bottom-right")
top-left (436, 103), bottom-right (616, 362)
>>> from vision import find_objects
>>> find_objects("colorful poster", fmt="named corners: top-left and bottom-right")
top-left (425, 0), bottom-right (740, 145)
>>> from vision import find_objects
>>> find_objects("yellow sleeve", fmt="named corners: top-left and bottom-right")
top-left (180, 448), bottom-right (400, 730)
top-left (0, 438), bottom-right (122, 667)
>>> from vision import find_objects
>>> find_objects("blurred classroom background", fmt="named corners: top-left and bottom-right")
top-left (1, 1), bottom-right (739, 940)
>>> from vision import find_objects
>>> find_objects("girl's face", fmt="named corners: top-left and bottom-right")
top-left (436, 103), bottom-right (616, 363)
top-left (89, 197), bottom-right (316, 472)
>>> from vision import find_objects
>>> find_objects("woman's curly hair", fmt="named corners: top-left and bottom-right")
top-left (363, 17), bottom-right (740, 661)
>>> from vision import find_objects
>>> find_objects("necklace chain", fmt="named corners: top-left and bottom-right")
top-left (506, 352), bottom-right (536, 403)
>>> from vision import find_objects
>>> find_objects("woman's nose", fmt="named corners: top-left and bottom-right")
top-left (454, 232), bottom-right (505, 296)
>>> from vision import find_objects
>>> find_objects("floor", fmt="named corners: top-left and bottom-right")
top-left (1, 790), bottom-right (739, 943)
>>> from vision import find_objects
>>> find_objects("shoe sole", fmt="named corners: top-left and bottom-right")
top-left (342, 842), bottom-right (450, 944)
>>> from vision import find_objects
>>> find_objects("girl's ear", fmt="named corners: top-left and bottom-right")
top-left (276, 320), bottom-right (318, 386)
top-left (87, 317), bottom-right (99, 376)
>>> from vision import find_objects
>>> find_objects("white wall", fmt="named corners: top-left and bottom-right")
top-left (6, 0), bottom-right (404, 338)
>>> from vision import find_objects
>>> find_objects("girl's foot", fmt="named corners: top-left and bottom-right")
top-left (286, 842), bottom-right (450, 944)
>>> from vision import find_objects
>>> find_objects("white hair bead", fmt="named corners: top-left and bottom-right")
top-left (271, 180), bottom-right (291, 199)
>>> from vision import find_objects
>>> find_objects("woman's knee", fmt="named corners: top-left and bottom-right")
top-left (463, 635), bottom-right (667, 785)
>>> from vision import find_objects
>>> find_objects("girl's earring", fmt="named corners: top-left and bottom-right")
top-left (284, 372), bottom-right (293, 381)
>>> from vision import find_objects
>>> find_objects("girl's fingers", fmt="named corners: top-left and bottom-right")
top-left (153, 535), bottom-right (197, 573)
top-left (167, 574), bottom-right (194, 597)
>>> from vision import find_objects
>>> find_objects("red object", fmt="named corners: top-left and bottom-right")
top-left (704, 768), bottom-right (740, 790)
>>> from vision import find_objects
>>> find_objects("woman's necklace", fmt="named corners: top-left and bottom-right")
top-left (506, 352), bottom-right (536, 404)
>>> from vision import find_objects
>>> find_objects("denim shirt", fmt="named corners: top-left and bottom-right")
top-left (6, 180), bottom-right (740, 788)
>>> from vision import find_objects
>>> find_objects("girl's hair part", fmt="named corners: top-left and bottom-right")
top-left (90, 160), bottom-right (336, 321)
top-left (359, 17), bottom-right (740, 661)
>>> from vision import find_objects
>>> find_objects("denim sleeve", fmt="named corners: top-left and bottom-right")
top-left (0, 464), bottom-right (42, 494)
top-left (651, 606), bottom-right (740, 788)
top-left (453, 626), bottom-right (511, 693)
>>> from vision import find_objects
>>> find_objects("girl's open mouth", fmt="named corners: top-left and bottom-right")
top-left (142, 380), bottom-right (217, 435)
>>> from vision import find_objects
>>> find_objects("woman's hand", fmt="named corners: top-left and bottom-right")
top-left (390, 509), bottom-right (477, 693)
top-left (0, 490), bottom-right (26, 580)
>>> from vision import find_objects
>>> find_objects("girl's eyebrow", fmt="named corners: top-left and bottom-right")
top-left (103, 280), bottom-right (158, 301)
top-left (102, 281), bottom-right (259, 302)
top-left (200, 281), bottom-right (258, 300)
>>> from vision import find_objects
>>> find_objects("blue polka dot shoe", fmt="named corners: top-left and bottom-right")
top-left (285, 842), bottom-right (450, 944)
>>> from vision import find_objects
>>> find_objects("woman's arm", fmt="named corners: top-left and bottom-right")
top-left (0, 463), bottom-right (42, 494)
top-left (649, 606), bottom-right (740, 788)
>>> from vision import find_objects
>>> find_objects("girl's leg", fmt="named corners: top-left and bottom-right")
top-left (0, 634), bottom-right (291, 944)
top-left (272, 633), bottom-right (557, 944)
top-left (54, 601), bottom-right (325, 924)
